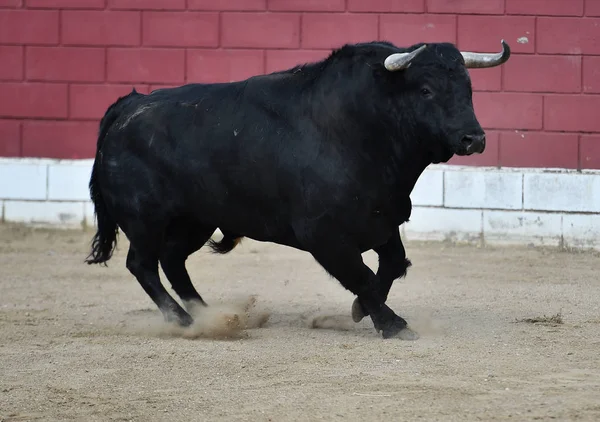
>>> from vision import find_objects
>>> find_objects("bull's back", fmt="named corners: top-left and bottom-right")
top-left (98, 82), bottom-right (309, 236)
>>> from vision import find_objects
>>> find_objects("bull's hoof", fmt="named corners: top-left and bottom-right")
top-left (351, 297), bottom-right (367, 322)
top-left (164, 310), bottom-right (194, 327)
top-left (382, 326), bottom-right (419, 340)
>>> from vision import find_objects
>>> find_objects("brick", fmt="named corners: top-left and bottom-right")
top-left (62, 10), bottom-right (141, 46)
top-left (0, 83), bottom-right (67, 118)
top-left (500, 131), bottom-right (578, 169)
top-left (483, 211), bottom-right (562, 247)
top-left (222, 12), bottom-right (300, 48)
top-left (404, 207), bottom-right (482, 242)
top-left (69, 84), bottom-right (149, 119)
top-left (270, 0), bottom-right (344, 11)
top-left (524, 173), bottom-right (600, 212)
top-left (0, 162), bottom-right (46, 200)
top-left (0, 0), bottom-right (21, 7)
top-left (503, 55), bottom-right (581, 93)
top-left (107, 48), bottom-right (184, 83)
top-left (506, 0), bottom-right (583, 16)
top-left (347, 0), bottom-right (424, 12)
top-left (544, 95), bottom-right (600, 132)
top-left (0, 46), bottom-right (23, 81)
top-left (301, 13), bottom-right (378, 49)
top-left (48, 162), bottom-right (93, 200)
top-left (142, 12), bottom-right (218, 47)
top-left (187, 49), bottom-right (264, 83)
top-left (473, 92), bottom-right (543, 130)
top-left (444, 169), bottom-right (523, 209)
top-left (563, 214), bottom-right (600, 250)
top-left (0, 120), bottom-right (20, 157)
top-left (26, 47), bottom-right (105, 83)
top-left (380, 13), bottom-right (456, 46)
top-left (580, 135), bottom-right (600, 169)
top-left (4, 201), bottom-right (85, 227)
top-left (583, 56), bottom-right (600, 93)
top-left (410, 168), bottom-right (443, 206)
top-left (189, 0), bottom-right (265, 10)
top-left (448, 130), bottom-right (499, 167)
top-left (586, 0), bottom-right (600, 16)
top-left (468, 66), bottom-right (502, 91)
top-left (27, 0), bottom-right (105, 8)
top-left (108, 0), bottom-right (186, 9)
top-left (22, 120), bottom-right (97, 159)
top-left (458, 16), bottom-right (535, 54)
top-left (0, 10), bottom-right (58, 45)
top-left (427, 0), bottom-right (504, 14)
top-left (537, 17), bottom-right (600, 54)
top-left (265, 49), bottom-right (328, 73)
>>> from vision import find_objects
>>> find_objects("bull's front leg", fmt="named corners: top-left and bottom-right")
top-left (303, 226), bottom-right (417, 340)
top-left (351, 229), bottom-right (411, 324)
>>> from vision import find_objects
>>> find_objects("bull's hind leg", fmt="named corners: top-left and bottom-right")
top-left (126, 244), bottom-right (193, 326)
top-left (159, 220), bottom-right (216, 313)
top-left (352, 229), bottom-right (411, 323)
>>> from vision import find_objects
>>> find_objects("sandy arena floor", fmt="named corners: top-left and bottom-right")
top-left (1, 224), bottom-right (599, 421)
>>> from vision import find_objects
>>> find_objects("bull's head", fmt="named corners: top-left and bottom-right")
top-left (382, 40), bottom-right (510, 162)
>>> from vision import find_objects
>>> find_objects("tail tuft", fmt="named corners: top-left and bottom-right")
top-left (207, 234), bottom-right (243, 254)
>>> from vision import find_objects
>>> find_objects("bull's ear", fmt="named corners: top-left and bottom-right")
top-left (384, 44), bottom-right (427, 71)
top-left (461, 40), bottom-right (511, 68)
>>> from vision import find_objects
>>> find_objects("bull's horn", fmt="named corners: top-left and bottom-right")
top-left (461, 40), bottom-right (511, 68)
top-left (384, 44), bottom-right (427, 71)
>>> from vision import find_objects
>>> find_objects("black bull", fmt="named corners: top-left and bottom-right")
top-left (86, 40), bottom-right (511, 340)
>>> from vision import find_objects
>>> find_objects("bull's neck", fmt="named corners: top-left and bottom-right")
top-left (386, 135), bottom-right (433, 196)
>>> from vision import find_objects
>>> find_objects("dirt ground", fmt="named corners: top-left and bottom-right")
top-left (1, 224), bottom-right (599, 422)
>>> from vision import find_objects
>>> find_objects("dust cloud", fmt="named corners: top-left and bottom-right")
top-left (123, 296), bottom-right (271, 340)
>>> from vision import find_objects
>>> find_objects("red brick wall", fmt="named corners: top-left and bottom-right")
top-left (0, 0), bottom-right (599, 169)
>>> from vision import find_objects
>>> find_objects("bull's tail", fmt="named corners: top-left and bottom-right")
top-left (85, 90), bottom-right (137, 265)
top-left (207, 232), bottom-right (244, 254)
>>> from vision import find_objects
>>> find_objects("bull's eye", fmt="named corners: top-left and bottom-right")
top-left (420, 87), bottom-right (433, 98)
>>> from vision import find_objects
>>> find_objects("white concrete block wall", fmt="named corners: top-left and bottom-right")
top-left (482, 210), bottom-right (562, 247)
top-left (0, 161), bottom-right (47, 200)
top-left (4, 200), bottom-right (85, 227)
top-left (404, 206), bottom-right (482, 242)
top-left (411, 168), bottom-right (444, 206)
top-left (562, 214), bottom-right (600, 249)
top-left (1, 158), bottom-right (600, 250)
top-left (524, 173), bottom-right (600, 213)
top-left (48, 160), bottom-right (93, 201)
top-left (444, 170), bottom-right (523, 210)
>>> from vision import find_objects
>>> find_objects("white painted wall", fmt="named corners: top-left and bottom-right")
top-left (1, 158), bottom-right (599, 250)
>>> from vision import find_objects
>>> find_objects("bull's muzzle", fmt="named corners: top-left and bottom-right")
top-left (461, 133), bottom-right (486, 154)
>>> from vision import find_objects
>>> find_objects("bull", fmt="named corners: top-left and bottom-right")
top-left (85, 40), bottom-right (510, 340)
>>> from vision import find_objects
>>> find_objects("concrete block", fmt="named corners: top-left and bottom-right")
top-left (4, 201), bottom-right (85, 227)
top-left (483, 210), bottom-right (562, 247)
top-left (0, 162), bottom-right (47, 200)
top-left (444, 169), bottom-right (523, 209)
top-left (48, 161), bottom-right (93, 201)
top-left (411, 168), bottom-right (444, 206)
top-left (563, 214), bottom-right (600, 250)
top-left (404, 206), bottom-right (482, 242)
top-left (84, 201), bottom-right (97, 227)
top-left (524, 173), bottom-right (600, 212)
